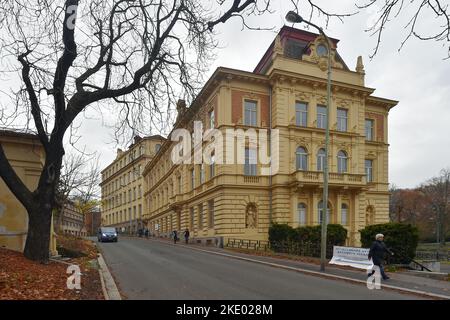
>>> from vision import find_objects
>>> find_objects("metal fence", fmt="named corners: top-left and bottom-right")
top-left (414, 250), bottom-right (450, 261)
top-left (225, 239), bottom-right (333, 258)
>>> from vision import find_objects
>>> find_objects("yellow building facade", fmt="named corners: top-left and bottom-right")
top-left (101, 135), bottom-right (165, 233)
top-left (0, 130), bottom-right (57, 255)
top-left (142, 27), bottom-right (397, 246)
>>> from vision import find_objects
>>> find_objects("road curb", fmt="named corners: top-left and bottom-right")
top-left (97, 253), bottom-right (122, 300)
top-left (140, 237), bottom-right (450, 300)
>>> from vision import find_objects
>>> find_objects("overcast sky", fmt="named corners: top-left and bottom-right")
top-left (6, 1), bottom-right (449, 189)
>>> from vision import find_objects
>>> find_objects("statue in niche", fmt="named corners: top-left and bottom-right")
top-left (246, 203), bottom-right (257, 229)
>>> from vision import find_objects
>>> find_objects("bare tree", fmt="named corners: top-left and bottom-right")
top-left (421, 168), bottom-right (450, 245)
top-left (0, 0), bottom-right (272, 262)
top-left (55, 151), bottom-right (101, 233)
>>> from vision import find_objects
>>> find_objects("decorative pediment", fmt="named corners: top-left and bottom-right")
top-left (301, 35), bottom-right (344, 71)
top-left (336, 98), bottom-right (352, 108)
top-left (294, 91), bottom-right (311, 102)
top-left (316, 96), bottom-right (327, 105)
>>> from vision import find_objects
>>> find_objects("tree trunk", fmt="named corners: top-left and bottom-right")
top-left (23, 148), bottom-right (62, 263)
top-left (23, 205), bottom-right (52, 263)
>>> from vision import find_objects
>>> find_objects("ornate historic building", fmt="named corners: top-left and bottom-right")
top-left (142, 26), bottom-right (397, 246)
top-left (100, 135), bottom-right (165, 233)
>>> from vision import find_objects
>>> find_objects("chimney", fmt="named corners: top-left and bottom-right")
top-left (176, 99), bottom-right (187, 122)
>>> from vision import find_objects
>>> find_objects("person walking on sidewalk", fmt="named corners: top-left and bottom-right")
top-left (184, 229), bottom-right (190, 244)
top-left (172, 230), bottom-right (178, 244)
top-left (368, 233), bottom-right (394, 280)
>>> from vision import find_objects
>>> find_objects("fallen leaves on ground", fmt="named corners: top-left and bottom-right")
top-left (0, 237), bottom-right (103, 300)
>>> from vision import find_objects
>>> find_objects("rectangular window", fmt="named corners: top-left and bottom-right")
top-left (298, 203), bottom-right (306, 225)
top-left (341, 206), bottom-right (348, 226)
top-left (190, 207), bottom-right (194, 230)
top-left (133, 206), bottom-right (136, 219)
top-left (244, 100), bottom-right (257, 126)
top-left (198, 204), bottom-right (203, 230)
top-left (244, 148), bottom-right (257, 176)
top-left (210, 154), bottom-right (215, 178)
top-left (295, 102), bottom-right (308, 127)
top-left (133, 187), bottom-right (136, 201)
top-left (191, 169), bottom-right (195, 190)
top-left (200, 164), bottom-right (205, 184)
top-left (209, 109), bottom-right (215, 129)
top-left (138, 185), bottom-right (142, 198)
top-left (317, 105), bottom-right (327, 129)
top-left (365, 119), bottom-right (374, 141)
top-left (178, 176), bottom-right (182, 194)
top-left (128, 190), bottom-right (131, 203)
top-left (337, 108), bottom-right (348, 132)
top-left (208, 200), bottom-right (214, 228)
top-left (365, 159), bottom-right (373, 182)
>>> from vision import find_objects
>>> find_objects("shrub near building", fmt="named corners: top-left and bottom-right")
top-left (360, 223), bottom-right (419, 264)
top-left (268, 223), bottom-right (347, 258)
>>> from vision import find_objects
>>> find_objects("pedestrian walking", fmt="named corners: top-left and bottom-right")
top-left (184, 229), bottom-right (190, 244)
top-left (172, 230), bottom-right (178, 244)
top-left (368, 233), bottom-right (394, 280)
top-left (144, 228), bottom-right (149, 238)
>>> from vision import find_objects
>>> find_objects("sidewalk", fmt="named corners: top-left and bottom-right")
top-left (129, 235), bottom-right (450, 299)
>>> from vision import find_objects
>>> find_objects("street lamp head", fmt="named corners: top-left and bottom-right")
top-left (285, 11), bottom-right (303, 24)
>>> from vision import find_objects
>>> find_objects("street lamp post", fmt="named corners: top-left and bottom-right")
top-left (286, 11), bottom-right (332, 272)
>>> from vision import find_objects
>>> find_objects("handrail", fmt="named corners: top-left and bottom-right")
top-left (391, 249), bottom-right (432, 272)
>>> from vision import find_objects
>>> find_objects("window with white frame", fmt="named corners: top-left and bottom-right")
top-left (208, 200), bottom-right (214, 228)
top-left (209, 109), bottom-right (215, 129)
top-left (298, 203), bottom-right (307, 225)
top-left (341, 203), bottom-right (348, 225)
top-left (198, 204), bottom-right (203, 230)
top-left (295, 102), bottom-right (308, 127)
top-left (200, 164), bottom-right (205, 184)
top-left (244, 100), bottom-right (257, 126)
top-left (317, 148), bottom-right (326, 171)
top-left (337, 150), bottom-right (348, 173)
top-left (318, 201), bottom-right (331, 225)
top-left (365, 119), bottom-right (374, 141)
top-left (365, 159), bottom-right (373, 182)
top-left (317, 105), bottom-right (327, 129)
top-left (337, 108), bottom-right (348, 132)
top-left (244, 148), bottom-right (257, 176)
top-left (210, 153), bottom-right (215, 178)
top-left (190, 168), bottom-right (195, 190)
top-left (296, 147), bottom-right (308, 171)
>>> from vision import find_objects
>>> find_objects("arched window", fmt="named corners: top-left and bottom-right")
top-left (318, 200), bottom-right (331, 224)
top-left (317, 148), bottom-right (326, 171)
top-left (341, 203), bottom-right (348, 225)
top-left (297, 203), bottom-right (307, 225)
top-left (296, 147), bottom-right (308, 171)
top-left (337, 150), bottom-right (348, 173)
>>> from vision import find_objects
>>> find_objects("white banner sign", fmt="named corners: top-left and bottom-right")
top-left (329, 246), bottom-right (374, 270)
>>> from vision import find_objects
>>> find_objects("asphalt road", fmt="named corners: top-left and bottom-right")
top-left (96, 237), bottom-right (424, 300)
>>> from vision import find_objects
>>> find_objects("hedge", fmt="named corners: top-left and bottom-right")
top-left (268, 223), bottom-right (347, 258)
top-left (359, 223), bottom-right (419, 264)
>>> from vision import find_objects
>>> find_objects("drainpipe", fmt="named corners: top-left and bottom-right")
top-left (269, 85), bottom-right (273, 226)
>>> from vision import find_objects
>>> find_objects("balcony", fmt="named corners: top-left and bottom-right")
top-left (291, 170), bottom-right (366, 188)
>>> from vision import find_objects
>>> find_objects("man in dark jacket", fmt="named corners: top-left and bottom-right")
top-left (368, 233), bottom-right (394, 280)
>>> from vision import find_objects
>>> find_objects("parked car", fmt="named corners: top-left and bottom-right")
top-left (98, 227), bottom-right (118, 242)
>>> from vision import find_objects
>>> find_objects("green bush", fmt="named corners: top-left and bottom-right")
top-left (269, 223), bottom-right (347, 258)
top-left (268, 223), bottom-right (296, 244)
top-left (360, 223), bottom-right (419, 264)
